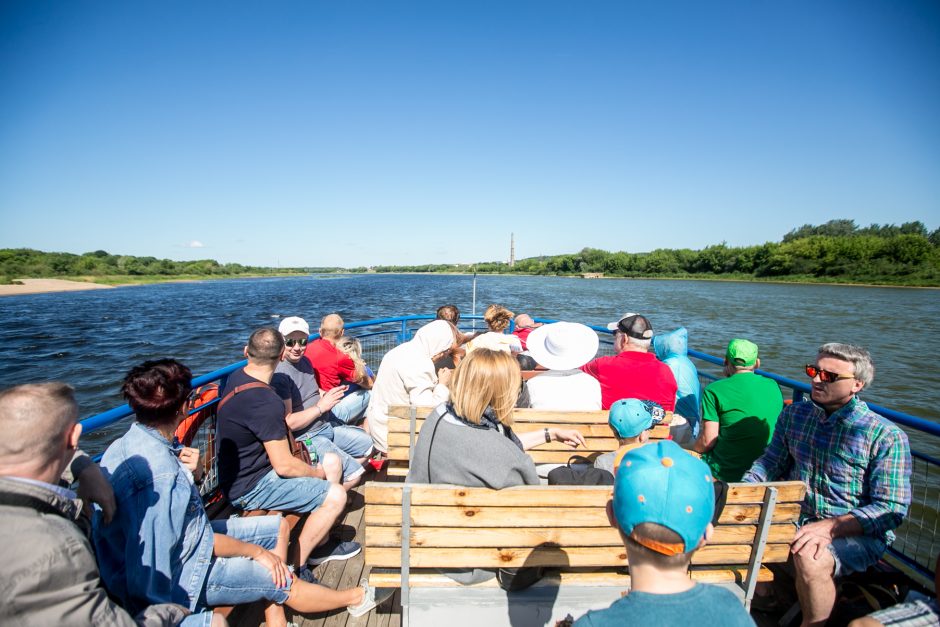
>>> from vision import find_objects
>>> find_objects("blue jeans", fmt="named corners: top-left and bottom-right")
top-left (827, 535), bottom-right (886, 577)
top-left (331, 389), bottom-right (370, 424)
top-left (233, 468), bottom-right (330, 513)
top-left (198, 515), bottom-right (292, 607)
top-left (301, 419), bottom-right (373, 483)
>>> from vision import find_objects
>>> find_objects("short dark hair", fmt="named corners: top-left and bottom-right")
top-left (122, 359), bottom-right (193, 426)
top-left (247, 327), bottom-right (285, 364)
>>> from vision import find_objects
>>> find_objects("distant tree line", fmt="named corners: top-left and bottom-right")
top-left (0, 248), bottom-right (318, 283)
top-left (358, 220), bottom-right (940, 286)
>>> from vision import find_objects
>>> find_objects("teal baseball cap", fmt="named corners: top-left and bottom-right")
top-left (608, 399), bottom-right (657, 438)
top-left (613, 440), bottom-right (715, 555)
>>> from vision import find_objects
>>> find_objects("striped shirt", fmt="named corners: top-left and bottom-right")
top-left (743, 396), bottom-right (911, 542)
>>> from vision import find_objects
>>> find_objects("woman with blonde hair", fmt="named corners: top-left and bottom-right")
top-left (408, 349), bottom-right (584, 489)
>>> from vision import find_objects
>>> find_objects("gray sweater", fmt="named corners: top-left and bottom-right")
top-left (408, 404), bottom-right (539, 488)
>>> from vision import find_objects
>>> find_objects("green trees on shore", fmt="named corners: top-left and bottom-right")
top-left (3, 220), bottom-right (938, 287)
top-left (368, 220), bottom-right (940, 286)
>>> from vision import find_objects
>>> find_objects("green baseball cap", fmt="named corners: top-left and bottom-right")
top-left (726, 338), bottom-right (758, 367)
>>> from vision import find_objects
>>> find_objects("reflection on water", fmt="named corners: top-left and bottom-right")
top-left (1, 274), bottom-right (937, 449)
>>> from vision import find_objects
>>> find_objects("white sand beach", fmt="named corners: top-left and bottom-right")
top-left (0, 278), bottom-right (115, 297)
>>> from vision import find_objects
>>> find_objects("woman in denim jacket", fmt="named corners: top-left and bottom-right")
top-left (93, 359), bottom-right (383, 625)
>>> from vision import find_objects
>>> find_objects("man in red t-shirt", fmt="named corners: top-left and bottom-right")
top-left (580, 313), bottom-right (678, 412)
top-left (305, 314), bottom-right (373, 425)
top-left (512, 313), bottom-right (543, 351)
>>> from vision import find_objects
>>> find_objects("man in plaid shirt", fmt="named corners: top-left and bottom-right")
top-left (743, 343), bottom-right (911, 627)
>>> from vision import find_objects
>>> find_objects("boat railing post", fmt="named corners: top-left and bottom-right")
top-left (401, 483), bottom-right (412, 627)
top-left (409, 405), bottom-right (418, 453)
top-left (743, 486), bottom-right (777, 610)
top-left (400, 319), bottom-right (408, 345)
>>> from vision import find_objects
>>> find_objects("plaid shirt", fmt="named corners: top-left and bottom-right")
top-left (743, 396), bottom-right (911, 542)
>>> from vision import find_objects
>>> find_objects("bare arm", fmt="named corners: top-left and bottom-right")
top-left (284, 386), bottom-right (346, 431)
top-left (692, 420), bottom-right (719, 454)
top-left (518, 427), bottom-right (586, 451)
top-left (262, 438), bottom-right (325, 479)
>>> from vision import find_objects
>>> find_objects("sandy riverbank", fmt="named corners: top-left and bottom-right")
top-left (0, 278), bottom-right (115, 297)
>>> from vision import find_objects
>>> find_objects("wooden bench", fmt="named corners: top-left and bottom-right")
top-left (385, 404), bottom-right (673, 477)
top-left (364, 480), bottom-right (806, 625)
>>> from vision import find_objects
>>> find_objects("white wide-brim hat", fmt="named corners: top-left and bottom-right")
top-left (526, 322), bottom-right (599, 370)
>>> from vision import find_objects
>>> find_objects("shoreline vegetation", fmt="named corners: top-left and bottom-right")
top-left (3, 219), bottom-right (938, 295)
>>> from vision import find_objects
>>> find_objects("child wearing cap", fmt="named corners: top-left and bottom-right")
top-left (573, 440), bottom-right (754, 627)
top-left (593, 399), bottom-right (660, 474)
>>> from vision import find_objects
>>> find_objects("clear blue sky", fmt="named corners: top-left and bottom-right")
top-left (1, 1), bottom-right (938, 267)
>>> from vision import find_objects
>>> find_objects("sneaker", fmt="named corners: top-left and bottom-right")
top-left (347, 578), bottom-right (394, 617)
top-left (295, 565), bottom-right (319, 584)
top-left (307, 539), bottom-right (361, 566)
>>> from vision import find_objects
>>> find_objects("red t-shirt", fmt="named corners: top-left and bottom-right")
top-left (580, 351), bottom-right (678, 411)
top-left (304, 338), bottom-right (356, 391)
top-left (513, 327), bottom-right (534, 351)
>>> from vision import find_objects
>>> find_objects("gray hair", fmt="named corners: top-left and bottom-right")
top-left (818, 343), bottom-right (874, 387)
top-left (625, 333), bottom-right (652, 351)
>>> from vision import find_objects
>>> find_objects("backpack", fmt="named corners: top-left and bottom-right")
top-left (548, 455), bottom-right (615, 486)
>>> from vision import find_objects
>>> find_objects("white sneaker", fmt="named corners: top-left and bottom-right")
top-left (347, 578), bottom-right (393, 617)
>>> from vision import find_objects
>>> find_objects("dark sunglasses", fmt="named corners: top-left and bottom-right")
top-left (805, 364), bottom-right (854, 383)
top-left (285, 338), bottom-right (308, 348)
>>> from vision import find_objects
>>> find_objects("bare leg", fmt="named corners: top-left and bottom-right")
top-left (321, 452), bottom-right (343, 485)
top-left (848, 619), bottom-right (885, 627)
top-left (794, 547), bottom-right (837, 627)
top-left (286, 580), bottom-right (364, 613)
top-left (289, 483), bottom-right (347, 566)
top-left (263, 517), bottom-right (292, 627)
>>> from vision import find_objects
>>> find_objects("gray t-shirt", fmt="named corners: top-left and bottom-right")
top-left (408, 404), bottom-right (539, 488)
top-left (574, 583), bottom-right (755, 627)
top-left (271, 358), bottom-right (326, 437)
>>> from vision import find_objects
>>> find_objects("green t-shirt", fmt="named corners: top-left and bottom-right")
top-left (701, 372), bottom-right (784, 482)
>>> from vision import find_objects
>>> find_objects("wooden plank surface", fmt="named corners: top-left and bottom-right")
top-left (365, 543), bottom-right (791, 569)
top-left (364, 482), bottom-right (805, 507)
top-left (365, 523), bottom-right (797, 548)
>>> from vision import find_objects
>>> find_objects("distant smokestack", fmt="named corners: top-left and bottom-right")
top-left (509, 233), bottom-right (515, 268)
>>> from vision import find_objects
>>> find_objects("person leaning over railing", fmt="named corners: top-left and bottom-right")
top-left (742, 343), bottom-right (912, 627)
top-left (92, 358), bottom-right (387, 624)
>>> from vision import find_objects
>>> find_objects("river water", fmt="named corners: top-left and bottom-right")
top-left (1, 274), bottom-right (938, 456)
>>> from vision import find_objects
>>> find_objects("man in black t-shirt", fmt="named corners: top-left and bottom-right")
top-left (217, 327), bottom-right (360, 568)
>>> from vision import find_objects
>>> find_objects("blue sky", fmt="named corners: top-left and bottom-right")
top-left (1, 1), bottom-right (938, 267)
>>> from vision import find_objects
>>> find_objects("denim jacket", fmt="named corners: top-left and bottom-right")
top-left (94, 423), bottom-right (214, 616)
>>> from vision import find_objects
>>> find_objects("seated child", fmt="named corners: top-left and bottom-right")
top-left (574, 440), bottom-right (754, 626)
top-left (593, 399), bottom-right (663, 474)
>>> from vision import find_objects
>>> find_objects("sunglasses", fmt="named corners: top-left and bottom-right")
top-left (805, 364), bottom-right (854, 383)
top-left (285, 338), bottom-right (308, 348)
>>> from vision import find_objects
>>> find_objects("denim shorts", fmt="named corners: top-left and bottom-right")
top-left (330, 389), bottom-right (371, 425)
top-left (827, 535), bottom-right (886, 577)
top-left (300, 419), bottom-right (373, 482)
top-left (199, 515), bottom-right (292, 607)
top-left (233, 468), bottom-right (330, 513)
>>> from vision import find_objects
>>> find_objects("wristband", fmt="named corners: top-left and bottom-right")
top-left (544, 428), bottom-right (552, 443)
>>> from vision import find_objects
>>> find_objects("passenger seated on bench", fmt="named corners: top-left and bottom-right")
top-left (409, 348), bottom-right (585, 489)
top-left (366, 319), bottom-right (459, 454)
top-left (216, 328), bottom-right (361, 570)
top-left (593, 399), bottom-right (661, 473)
top-left (94, 359), bottom-right (384, 624)
top-left (304, 314), bottom-right (372, 425)
top-left (464, 304), bottom-right (523, 354)
top-left (525, 322), bottom-right (601, 410)
top-left (573, 440), bottom-right (755, 627)
top-left (0, 383), bottom-right (197, 627)
top-left (272, 317), bottom-right (373, 490)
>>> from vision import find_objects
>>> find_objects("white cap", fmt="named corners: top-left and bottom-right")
top-left (278, 316), bottom-right (309, 337)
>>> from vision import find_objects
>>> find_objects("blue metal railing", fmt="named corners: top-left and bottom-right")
top-left (79, 314), bottom-right (940, 581)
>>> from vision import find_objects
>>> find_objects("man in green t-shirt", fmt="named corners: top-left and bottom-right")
top-left (691, 339), bottom-right (783, 481)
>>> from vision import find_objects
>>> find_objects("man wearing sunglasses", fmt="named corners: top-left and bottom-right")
top-left (743, 343), bottom-right (911, 627)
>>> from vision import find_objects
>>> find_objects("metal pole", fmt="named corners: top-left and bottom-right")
top-left (743, 486), bottom-right (777, 610)
top-left (472, 271), bottom-right (477, 332)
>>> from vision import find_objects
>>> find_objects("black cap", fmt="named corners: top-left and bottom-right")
top-left (616, 314), bottom-right (653, 340)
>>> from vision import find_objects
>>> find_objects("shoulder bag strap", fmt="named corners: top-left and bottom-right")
top-left (217, 381), bottom-right (272, 412)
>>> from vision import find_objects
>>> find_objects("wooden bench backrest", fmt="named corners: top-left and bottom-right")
top-left (385, 405), bottom-right (673, 477)
top-left (363, 480), bottom-right (805, 572)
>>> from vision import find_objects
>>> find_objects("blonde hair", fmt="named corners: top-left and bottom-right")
top-left (484, 304), bottom-right (515, 332)
top-left (337, 336), bottom-right (367, 382)
top-left (450, 349), bottom-right (521, 426)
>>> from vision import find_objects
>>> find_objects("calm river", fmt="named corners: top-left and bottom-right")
top-left (1, 274), bottom-right (938, 456)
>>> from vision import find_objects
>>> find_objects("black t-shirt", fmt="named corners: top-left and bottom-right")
top-left (217, 368), bottom-right (288, 500)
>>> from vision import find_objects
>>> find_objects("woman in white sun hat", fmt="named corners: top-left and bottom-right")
top-left (525, 322), bottom-right (602, 410)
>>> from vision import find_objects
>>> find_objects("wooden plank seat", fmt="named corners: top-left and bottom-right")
top-left (363, 480), bottom-right (806, 623)
top-left (385, 405), bottom-right (674, 477)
